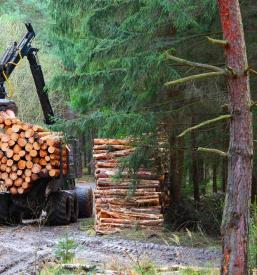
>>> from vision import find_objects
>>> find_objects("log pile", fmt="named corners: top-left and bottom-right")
top-left (93, 138), bottom-right (164, 234)
top-left (0, 110), bottom-right (68, 195)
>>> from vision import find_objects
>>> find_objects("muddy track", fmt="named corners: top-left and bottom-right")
top-left (0, 222), bottom-right (221, 274)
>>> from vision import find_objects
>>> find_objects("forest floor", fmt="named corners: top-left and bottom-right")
top-left (0, 221), bottom-right (221, 274)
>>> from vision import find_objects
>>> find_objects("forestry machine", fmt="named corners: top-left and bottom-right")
top-left (0, 23), bottom-right (93, 225)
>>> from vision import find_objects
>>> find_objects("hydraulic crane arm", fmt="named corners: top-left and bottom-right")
top-left (0, 23), bottom-right (54, 125)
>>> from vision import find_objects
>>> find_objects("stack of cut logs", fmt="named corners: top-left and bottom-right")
top-left (93, 138), bottom-right (164, 234)
top-left (0, 110), bottom-right (68, 195)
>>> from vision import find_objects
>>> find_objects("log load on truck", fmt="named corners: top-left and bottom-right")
top-left (0, 23), bottom-right (93, 225)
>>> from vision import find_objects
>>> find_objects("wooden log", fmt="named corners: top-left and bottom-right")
top-left (11, 124), bottom-right (21, 133)
top-left (28, 137), bottom-right (35, 144)
top-left (18, 160), bottom-right (26, 170)
top-left (99, 218), bottom-right (163, 226)
top-left (17, 170), bottom-right (23, 176)
top-left (1, 156), bottom-right (7, 164)
top-left (13, 144), bottom-right (21, 154)
top-left (8, 139), bottom-right (15, 147)
top-left (25, 169), bottom-right (32, 177)
top-left (11, 164), bottom-right (18, 172)
top-left (17, 187), bottom-right (24, 194)
top-left (17, 138), bottom-right (27, 147)
top-left (6, 149), bottom-right (13, 158)
top-left (9, 172), bottom-right (17, 181)
top-left (6, 159), bottom-right (13, 167)
top-left (5, 178), bottom-right (13, 187)
top-left (25, 129), bottom-right (34, 138)
top-left (1, 172), bottom-right (8, 180)
top-left (32, 164), bottom-right (41, 174)
top-left (10, 186), bottom-right (18, 195)
top-left (26, 161), bottom-right (33, 169)
top-left (39, 150), bottom-right (47, 158)
top-left (30, 150), bottom-right (38, 157)
top-left (1, 143), bottom-right (9, 151)
top-left (25, 154), bottom-right (31, 161)
top-left (4, 118), bottom-right (12, 126)
top-left (93, 144), bottom-right (131, 150)
top-left (0, 164), bottom-right (6, 171)
top-left (49, 169), bottom-right (60, 177)
top-left (33, 142), bottom-right (40, 150)
top-left (25, 143), bottom-right (33, 152)
top-left (6, 167), bottom-right (11, 173)
top-left (14, 178), bottom-right (22, 187)
top-left (94, 139), bottom-right (130, 145)
top-left (13, 154), bottom-right (20, 161)
top-left (48, 146), bottom-right (60, 154)
top-left (19, 150), bottom-right (26, 157)
top-left (6, 110), bottom-right (15, 119)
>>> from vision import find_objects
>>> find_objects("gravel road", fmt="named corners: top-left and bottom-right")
top-left (0, 222), bottom-right (221, 274)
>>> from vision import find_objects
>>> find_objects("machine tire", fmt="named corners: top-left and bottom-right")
top-left (67, 191), bottom-right (79, 223)
top-left (75, 186), bottom-right (93, 218)
top-left (46, 191), bottom-right (71, 225)
top-left (0, 193), bottom-right (10, 224)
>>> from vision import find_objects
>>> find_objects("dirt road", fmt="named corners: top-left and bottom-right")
top-left (0, 222), bottom-right (221, 274)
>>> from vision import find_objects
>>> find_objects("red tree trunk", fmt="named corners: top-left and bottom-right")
top-left (217, 1), bottom-right (253, 274)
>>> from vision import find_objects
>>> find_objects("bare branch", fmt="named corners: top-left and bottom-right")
top-left (165, 53), bottom-right (224, 72)
top-left (197, 147), bottom-right (228, 157)
top-left (178, 114), bottom-right (232, 138)
top-left (207, 36), bottom-right (228, 47)
top-left (248, 68), bottom-right (257, 76)
top-left (165, 71), bottom-right (225, 87)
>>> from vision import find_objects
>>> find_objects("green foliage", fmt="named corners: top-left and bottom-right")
top-left (46, 0), bottom-right (218, 139)
top-left (54, 234), bottom-right (78, 263)
top-left (249, 200), bottom-right (257, 270)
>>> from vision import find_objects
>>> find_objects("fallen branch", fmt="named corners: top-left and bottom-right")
top-left (165, 71), bottom-right (225, 87)
top-left (197, 147), bottom-right (228, 157)
top-left (178, 114), bottom-right (232, 137)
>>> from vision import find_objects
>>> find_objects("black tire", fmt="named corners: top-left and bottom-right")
top-left (67, 191), bottom-right (79, 223)
top-left (75, 186), bottom-right (93, 218)
top-left (0, 193), bottom-right (10, 224)
top-left (46, 191), bottom-right (72, 225)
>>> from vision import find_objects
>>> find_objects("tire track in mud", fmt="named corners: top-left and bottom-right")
top-left (0, 223), bottom-right (221, 274)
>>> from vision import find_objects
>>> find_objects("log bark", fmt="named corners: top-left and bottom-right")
top-left (218, 1), bottom-right (253, 274)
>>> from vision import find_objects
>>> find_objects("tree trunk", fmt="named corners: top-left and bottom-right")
top-left (213, 163), bottom-right (217, 193)
top-left (190, 117), bottom-right (200, 203)
top-left (222, 157), bottom-right (227, 193)
top-left (218, 1), bottom-right (253, 274)
top-left (169, 135), bottom-right (184, 204)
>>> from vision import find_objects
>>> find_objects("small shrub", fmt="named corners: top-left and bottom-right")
top-left (54, 233), bottom-right (78, 263)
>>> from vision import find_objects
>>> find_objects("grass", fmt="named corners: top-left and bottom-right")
top-left (79, 218), bottom-right (96, 236)
top-left (106, 226), bottom-right (221, 249)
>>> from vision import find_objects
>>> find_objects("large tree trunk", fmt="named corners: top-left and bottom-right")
top-left (218, 1), bottom-right (253, 274)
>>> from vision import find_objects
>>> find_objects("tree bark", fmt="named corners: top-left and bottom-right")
top-left (169, 135), bottom-right (184, 204)
top-left (218, 1), bottom-right (253, 274)
top-left (190, 116), bottom-right (200, 203)
top-left (213, 163), bottom-right (217, 193)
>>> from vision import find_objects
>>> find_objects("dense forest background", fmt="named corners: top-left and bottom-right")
top-left (0, 0), bottom-right (257, 240)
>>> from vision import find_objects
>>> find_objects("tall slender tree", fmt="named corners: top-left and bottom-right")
top-left (217, 1), bottom-right (253, 274)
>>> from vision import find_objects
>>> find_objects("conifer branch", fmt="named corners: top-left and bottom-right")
top-left (178, 114), bottom-right (232, 138)
top-left (165, 71), bottom-right (225, 87)
top-left (248, 68), bottom-right (257, 76)
top-left (207, 36), bottom-right (228, 46)
top-left (197, 147), bottom-right (228, 157)
top-left (165, 53), bottom-right (224, 72)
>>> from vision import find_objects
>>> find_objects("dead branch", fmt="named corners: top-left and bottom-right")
top-left (197, 147), bottom-right (228, 157)
top-left (178, 114), bottom-right (232, 138)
